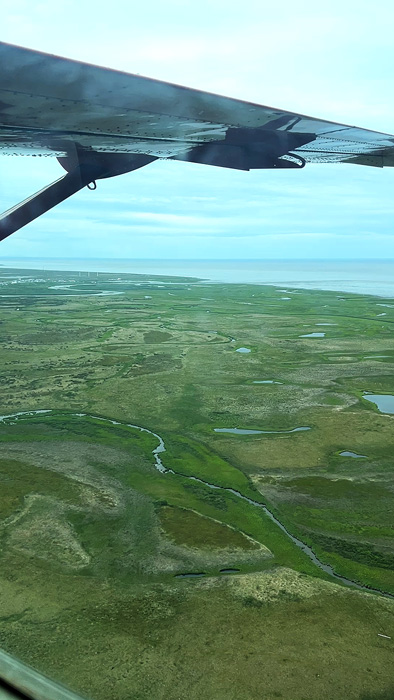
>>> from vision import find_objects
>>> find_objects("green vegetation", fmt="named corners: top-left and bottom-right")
top-left (0, 266), bottom-right (393, 700)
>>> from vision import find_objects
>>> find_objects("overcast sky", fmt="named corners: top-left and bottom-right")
top-left (1, 0), bottom-right (394, 260)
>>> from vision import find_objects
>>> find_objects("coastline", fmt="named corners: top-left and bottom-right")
top-left (1, 258), bottom-right (394, 298)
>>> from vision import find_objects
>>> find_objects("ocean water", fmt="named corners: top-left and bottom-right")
top-left (1, 258), bottom-right (394, 297)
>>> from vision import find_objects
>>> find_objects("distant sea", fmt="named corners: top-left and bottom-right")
top-left (1, 258), bottom-right (394, 298)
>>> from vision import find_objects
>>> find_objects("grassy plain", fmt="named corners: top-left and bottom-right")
top-left (0, 266), bottom-right (393, 700)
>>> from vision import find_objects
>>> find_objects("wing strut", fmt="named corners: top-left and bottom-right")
top-left (0, 149), bottom-right (156, 241)
top-left (0, 168), bottom-right (94, 242)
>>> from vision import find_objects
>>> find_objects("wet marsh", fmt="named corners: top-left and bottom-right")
top-left (0, 267), bottom-right (393, 700)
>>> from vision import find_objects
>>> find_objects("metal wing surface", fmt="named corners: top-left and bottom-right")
top-left (1, 41), bottom-right (394, 169)
top-left (1, 41), bottom-right (394, 240)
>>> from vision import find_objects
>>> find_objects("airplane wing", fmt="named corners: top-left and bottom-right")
top-left (1, 41), bottom-right (394, 240)
top-left (0, 647), bottom-right (86, 700)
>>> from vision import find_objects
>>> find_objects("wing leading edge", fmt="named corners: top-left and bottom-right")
top-left (1, 41), bottom-right (394, 240)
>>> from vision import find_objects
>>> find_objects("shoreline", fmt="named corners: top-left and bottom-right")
top-left (2, 260), bottom-right (394, 299)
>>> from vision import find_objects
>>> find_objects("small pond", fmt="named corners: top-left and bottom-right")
top-left (214, 428), bottom-right (264, 435)
top-left (214, 427), bottom-right (310, 435)
top-left (299, 332), bottom-right (325, 338)
top-left (339, 451), bottom-right (367, 458)
top-left (236, 347), bottom-right (251, 353)
top-left (364, 394), bottom-right (394, 414)
top-left (253, 380), bottom-right (283, 384)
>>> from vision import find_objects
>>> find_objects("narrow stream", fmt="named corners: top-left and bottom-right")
top-left (1, 409), bottom-right (392, 599)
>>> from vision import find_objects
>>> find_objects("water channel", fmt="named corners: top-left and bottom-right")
top-left (0, 409), bottom-right (392, 599)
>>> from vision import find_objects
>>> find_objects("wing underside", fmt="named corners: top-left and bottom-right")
top-left (0, 41), bottom-right (394, 169)
top-left (1, 41), bottom-right (393, 241)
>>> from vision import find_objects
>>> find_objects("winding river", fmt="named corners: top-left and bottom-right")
top-left (1, 409), bottom-right (392, 599)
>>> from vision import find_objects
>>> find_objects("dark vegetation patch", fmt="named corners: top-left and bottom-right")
top-left (18, 328), bottom-right (96, 344)
top-left (359, 689), bottom-right (394, 700)
top-left (98, 354), bottom-right (133, 366)
top-left (183, 483), bottom-right (228, 510)
top-left (124, 352), bottom-right (182, 376)
top-left (283, 476), bottom-right (389, 500)
top-left (144, 330), bottom-right (173, 343)
top-left (0, 457), bottom-right (84, 519)
top-left (311, 533), bottom-right (394, 571)
top-left (159, 505), bottom-right (259, 550)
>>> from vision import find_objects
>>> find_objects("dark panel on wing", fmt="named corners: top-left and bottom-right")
top-left (173, 130), bottom-right (313, 170)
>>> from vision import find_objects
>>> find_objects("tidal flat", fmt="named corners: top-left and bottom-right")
top-left (0, 267), bottom-right (393, 700)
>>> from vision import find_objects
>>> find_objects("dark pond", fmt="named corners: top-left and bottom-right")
top-left (219, 568), bottom-right (240, 574)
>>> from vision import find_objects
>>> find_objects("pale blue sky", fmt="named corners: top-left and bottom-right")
top-left (1, 0), bottom-right (394, 259)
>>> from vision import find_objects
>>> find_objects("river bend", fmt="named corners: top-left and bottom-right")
top-left (0, 409), bottom-right (392, 599)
